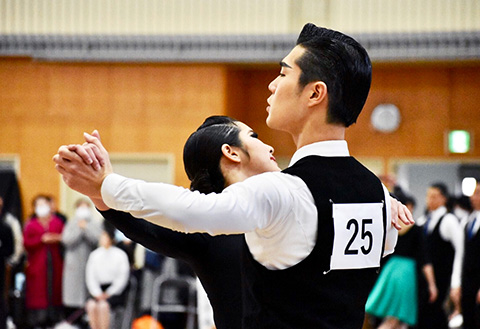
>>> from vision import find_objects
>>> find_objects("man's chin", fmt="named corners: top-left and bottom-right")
top-left (266, 116), bottom-right (282, 131)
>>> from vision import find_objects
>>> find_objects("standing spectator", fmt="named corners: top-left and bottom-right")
top-left (417, 183), bottom-right (463, 329)
top-left (0, 199), bottom-right (14, 329)
top-left (23, 194), bottom-right (64, 329)
top-left (62, 198), bottom-right (102, 327)
top-left (48, 195), bottom-right (67, 225)
top-left (0, 196), bottom-right (24, 272)
top-left (461, 184), bottom-right (480, 329)
top-left (452, 195), bottom-right (473, 226)
top-left (85, 222), bottom-right (129, 329)
top-left (365, 194), bottom-right (437, 329)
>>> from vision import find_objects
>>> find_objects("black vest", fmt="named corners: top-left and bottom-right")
top-left (462, 217), bottom-right (480, 281)
top-left (241, 155), bottom-right (387, 329)
top-left (426, 214), bottom-right (455, 299)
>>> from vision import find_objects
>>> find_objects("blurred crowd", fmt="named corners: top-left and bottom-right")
top-left (365, 177), bottom-right (480, 329)
top-left (0, 177), bottom-right (480, 329)
top-left (0, 194), bottom-right (200, 329)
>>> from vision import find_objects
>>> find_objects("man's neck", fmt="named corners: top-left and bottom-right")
top-left (293, 122), bottom-right (346, 149)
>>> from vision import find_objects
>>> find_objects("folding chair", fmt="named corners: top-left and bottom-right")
top-left (151, 274), bottom-right (197, 329)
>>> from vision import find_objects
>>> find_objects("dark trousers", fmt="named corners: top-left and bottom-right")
top-left (462, 277), bottom-right (480, 329)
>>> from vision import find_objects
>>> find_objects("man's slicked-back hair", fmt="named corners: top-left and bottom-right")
top-left (295, 23), bottom-right (372, 127)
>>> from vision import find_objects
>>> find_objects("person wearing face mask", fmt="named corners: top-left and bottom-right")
top-left (61, 198), bottom-right (102, 328)
top-left (23, 194), bottom-right (64, 329)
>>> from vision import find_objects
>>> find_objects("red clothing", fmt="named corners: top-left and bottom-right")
top-left (23, 215), bottom-right (64, 310)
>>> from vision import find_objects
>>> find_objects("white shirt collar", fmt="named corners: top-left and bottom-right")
top-left (431, 206), bottom-right (447, 219)
top-left (289, 140), bottom-right (350, 167)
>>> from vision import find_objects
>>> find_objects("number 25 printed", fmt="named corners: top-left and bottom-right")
top-left (344, 218), bottom-right (373, 255)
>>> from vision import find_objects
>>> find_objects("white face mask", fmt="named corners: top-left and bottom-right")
top-left (75, 206), bottom-right (92, 219)
top-left (35, 204), bottom-right (51, 218)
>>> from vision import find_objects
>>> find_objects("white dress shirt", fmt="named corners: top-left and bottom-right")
top-left (417, 206), bottom-right (464, 288)
top-left (86, 245), bottom-right (130, 297)
top-left (102, 140), bottom-right (396, 270)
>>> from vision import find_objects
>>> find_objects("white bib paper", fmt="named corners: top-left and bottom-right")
top-left (330, 202), bottom-right (384, 271)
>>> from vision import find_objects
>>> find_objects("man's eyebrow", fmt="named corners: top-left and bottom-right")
top-left (280, 61), bottom-right (292, 69)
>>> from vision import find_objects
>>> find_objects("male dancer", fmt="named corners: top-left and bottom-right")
top-left (54, 23), bottom-right (413, 328)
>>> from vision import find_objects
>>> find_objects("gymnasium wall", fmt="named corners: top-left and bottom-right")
top-left (1, 58), bottom-right (480, 219)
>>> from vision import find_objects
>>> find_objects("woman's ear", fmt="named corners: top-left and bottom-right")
top-left (308, 81), bottom-right (327, 107)
top-left (221, 144), bottom-right (242, 163)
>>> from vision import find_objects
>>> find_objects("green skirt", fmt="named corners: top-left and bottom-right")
top-left (365, 255), bottom-right (418, 326)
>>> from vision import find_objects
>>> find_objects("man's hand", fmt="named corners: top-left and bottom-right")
top-left (428, 282), bottom-right (438, 303)
top-left (450, 286), bottom-right (461, 308)
top-left (53, 131), bottom-right (112, 200)
top-left (390, 197), bottom-right (414, 230)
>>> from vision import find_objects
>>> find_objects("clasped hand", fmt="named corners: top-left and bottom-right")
top-left (53, 130), bottom-right (112, 204)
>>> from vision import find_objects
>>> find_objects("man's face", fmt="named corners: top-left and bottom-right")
top-left (426, 187), bottom-right (446, 211)
top-left (235, 122), bottom-right (281, 177)
top-left (266, 46), bottom-right (308, 134)
top-left (470, 185), bottom-right (480, 210)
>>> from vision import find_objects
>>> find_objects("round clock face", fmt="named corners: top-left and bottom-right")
top-left (370, 104), bottom-right (401, 133)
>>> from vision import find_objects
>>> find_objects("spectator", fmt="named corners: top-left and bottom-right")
top-left (62, 198), bottom-right (102, 327)
top-left (23, 194), bottom-right (64, 329)
top-left (461, 183), bottom-right (480, 329)
top-left (48, 195), bottom-right (67, 225)
top-left (417, 183), bottom-right (463, 329)
top-left (365, 194), bottom-right (437, 328)
top-left (0, 196), bottom-right (24, 271)
top-left (0, 198), bottom-right (14, 329)
top-left (85, 222), bottom-right (129, 329)
top-left (452, 195), bottom-right (473, 226)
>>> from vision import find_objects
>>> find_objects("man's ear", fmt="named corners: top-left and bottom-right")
top-left (221, 144), bottom-right (242, 163)
top-left (308, 81), bottom-right (327, 107)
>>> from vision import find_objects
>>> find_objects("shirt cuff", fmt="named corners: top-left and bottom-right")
top-left (101, 173), bottom-right (128, 210)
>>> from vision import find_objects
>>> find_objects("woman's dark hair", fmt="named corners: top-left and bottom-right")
top-left (295, 23), bottom-right (372, 127)
top-left (103, 221), bottom-right (117, 242)
top-left (183, 116), bottom-right (242, 194)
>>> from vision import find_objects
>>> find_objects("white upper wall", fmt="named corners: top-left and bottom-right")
top-left (1, 0), bottom-right (479, 35)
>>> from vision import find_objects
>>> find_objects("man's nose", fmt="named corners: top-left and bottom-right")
top-left (268, 78), bottom-right (277, 93)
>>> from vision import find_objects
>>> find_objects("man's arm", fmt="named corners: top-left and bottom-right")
top-left (440, 214), bottom-right (464, 305)
top-left (54, 131), bottom-right (412, 234)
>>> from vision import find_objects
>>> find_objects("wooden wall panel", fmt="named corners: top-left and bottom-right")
top-left (225, 67), bottom-right (296, 158)
top-left (225, 62), bottom-right (480, 168)
top-left (0, 58), bottom-right (226, 219)
top-left (2, 57), bottom-right (480, 220)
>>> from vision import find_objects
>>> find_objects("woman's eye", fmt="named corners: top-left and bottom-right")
top-left (251, 133), bottom-right (258, 139)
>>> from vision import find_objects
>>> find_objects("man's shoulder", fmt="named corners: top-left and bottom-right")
top-left (241, 171), bottom-right (307, 189)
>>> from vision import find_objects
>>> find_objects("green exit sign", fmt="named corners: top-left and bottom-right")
top-left (448, 130), bottom-right (471, 153)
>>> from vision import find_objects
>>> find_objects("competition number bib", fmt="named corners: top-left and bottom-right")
top-left (330, 202), bottom-right (384, 270)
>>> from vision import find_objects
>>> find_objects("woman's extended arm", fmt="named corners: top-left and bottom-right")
top-left (100, 208), bottom-right (207, 262)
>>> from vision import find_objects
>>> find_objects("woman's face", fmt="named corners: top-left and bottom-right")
top-left (99, 231), bottom-right (113, 248)
top-left (235, 122), bottom-right (281, 176)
